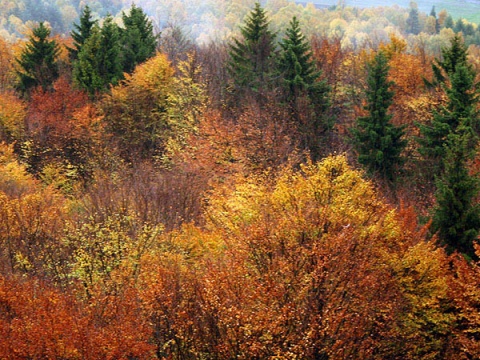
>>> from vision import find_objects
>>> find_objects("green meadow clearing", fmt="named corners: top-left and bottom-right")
top-left (308, 0), bottom-right (480, 23)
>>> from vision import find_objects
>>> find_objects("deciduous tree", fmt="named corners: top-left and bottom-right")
top-left (23, 76), bottom-right (97, 178)
top-left (101, 52), bottom-right (174, 159)
top-left (0, 91), bottom-right (25, 143)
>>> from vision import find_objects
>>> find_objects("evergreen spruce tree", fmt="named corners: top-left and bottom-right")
top-left (406, 2), bottom-right (421, 35)
top-left (16, 22), bottom-right (60, 94)
top-left (432, 128), bottom-right (480, 259)
top-left (419, 36), bottom-right (476, 170)
top-left (430, 6), bottom-right (440, 34)
top-left (100, 15), bottom-right (124, 84)
top-left (419, 35), bottom-right (480, 258)
top-left (454, 19), bottom-right (466, 36)
top-left (419, 64), bottom-right (477, 166)
top-left (277, 16), bottom-right (331, 159)
top-left (351, 51), bottom-right (406, 181)
top-left (278, 16), bottom-right (324, 104)
top-left (228, 2), bottom-right (276, 96)
top-left (73, 15), bottom-right (123, 96)
top-left (73, 25), bottom-right (103, 95)
top-left (435, 34), bottom-right (468, 79)
top-left (67, 5), bottom-right (97, 61)
top-left (444, 15), bottom-right (454, 29)
top-left (121, 4), bottom-right (157, 74)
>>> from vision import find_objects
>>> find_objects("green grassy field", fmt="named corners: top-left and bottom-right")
top-left (308, 0), bottom-right (480, 23)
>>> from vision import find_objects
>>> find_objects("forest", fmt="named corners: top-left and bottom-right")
top-left (1, 0), bottom-right (480, 358)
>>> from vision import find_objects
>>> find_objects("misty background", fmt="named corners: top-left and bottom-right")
top-left (1, 0), bottom-right (480, 45)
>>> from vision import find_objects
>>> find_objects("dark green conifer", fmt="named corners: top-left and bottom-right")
top-left (419, 64), bottom-right (477, 165)
top-left (444, 15), bottom-right (454, 29)
top-left (419, 35), bottom-right (480, 258)
top-left (351, 51), bottom-right (406, 181)
top-left (454, 19), bottom-right (466, 36)
top-left (16, 22), bottom-right (60, 94)
top-left (419, 36), bottom-right (477, 170)
top-left (430, 6), bottom-right (440, 34)
top-left (278, 16), bottom-right (331, 158)
top-left (436, 34), bottom-right (468, 78)
top-left (228, 2), bottom-right (276, 95)
top-left (121, 4), bottom-right (157, 74)
top-left (278, 16), bottom-right (323, 102)
top-left (406, 2), bottom-right (421, 35)
top-left (432, 128), bottom-right (480, 259)
top-left (67, 5), bottom-right (97, 61)
top-left (73, 15), bottom-right (123, 95)
top-left (100, 15), bottom-right (124, 82)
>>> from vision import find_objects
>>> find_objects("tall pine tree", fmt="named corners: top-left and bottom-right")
top-left (406, 1), bottom-right (421, 35)
top-left (432, 34), bottom-right (468, 84)
top-left (16, 22), bottom-right (60, 94)
top-left (430, 6), bottom-right (440, 34)
top-left (67, 5), bottom-right (97, 61)
top-left (351, 51), bottom-right (406, 181)
top-left (121, 4), bottom-right (157, 74)
top-left (418, 35), bottom-right (480, 258)
top-left (228, 2), bottom-right (276, 97)
top-left (73, 15), bottom-right (123, 96)
top-left (419, 36), bottom-right (476, 171)
top-left (277, 16), bottom-right (331, 159)
top-left (278, 16), bottom-right (326, 104)
top-left (432, 127), bottom-right (480, 259)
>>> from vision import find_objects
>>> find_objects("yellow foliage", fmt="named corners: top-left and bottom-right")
top-left (0, 37), bottom-right (15, 89)
top-left (122, 52), bottom-right (174, 94)
top-left (379, 33), bottom-right (407, 59)
top-left (207, 155), bottom-right (387, 241)
top-left (163, 52), bottom-right (206, 164)
top-left (0, 142), bottom-right (36, 197)
top-left (0, 91), bottom-right (26, 142)
top-left (388, 240), bottom-right (455, 358)
top-left (0, 143), bottom-right (67, 277)
top-left (103, 52), bottom-right (183, 159)
top-left (108, 52), bottom-right (174, 113)
top-left (66, 213), bottom-right (163, 296)
top-left (203, 155), bottom-right (454, 357)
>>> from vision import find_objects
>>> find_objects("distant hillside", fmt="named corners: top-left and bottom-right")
top-left (305, 0), bottom-right (480, 22)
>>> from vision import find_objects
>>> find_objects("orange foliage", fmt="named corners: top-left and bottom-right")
top-left (0, 20), bottom-right (479, 359)
top-left (447, 246), bottom-right (480, 359)
top-left (193, 156), bottom-right (456, 358)
top-left (26, 76), bottom-right (90, 141)
top-left (180, 102), bottom-right (298, 187)
top-left (24, 76), bottom-right (102, 175)
top-left (387, 49), bottom-right (435, 136)
top-left (312, 36), bottom-right (346, 89)
top-left (0, 276), bottom-right (155, 359)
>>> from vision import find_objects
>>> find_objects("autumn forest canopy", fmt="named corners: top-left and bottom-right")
top-left (2, 0), bottom-right (480, 358)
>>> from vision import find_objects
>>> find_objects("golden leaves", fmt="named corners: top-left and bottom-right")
top-left (0, 91), bottom-right (25, 142)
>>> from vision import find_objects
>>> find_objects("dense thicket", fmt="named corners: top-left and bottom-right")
top-left (1, 1), bottom-right (480, 358)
